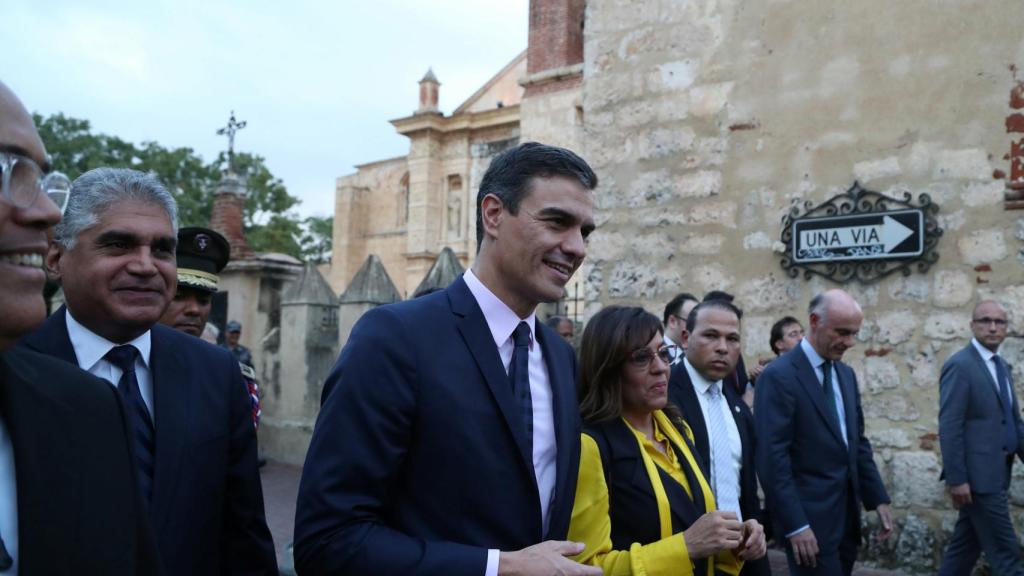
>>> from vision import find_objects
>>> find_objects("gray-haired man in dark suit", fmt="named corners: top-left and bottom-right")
top-left (939, 299), bottom-right (1024, 575)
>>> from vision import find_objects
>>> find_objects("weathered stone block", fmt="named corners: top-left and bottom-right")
top-left (863, 394), bottom-right (920, 422)
top-left (743, 231), bottom-right (773, 250)
top-left (891, 452), bottom-right (944, 508)
top-left (894, 513), bottom-right (940, 571)
top-left (688, 263), bottom-right (735, 294)
top-left (864, 357), bottom-right (902, 394)
top-left (932, 270), bottom-right (973, 308)
top-left (932, 148), bottom-right (991, 180)
top-left (655, 60), bottom-right (699, 91)
top-left (937, 209), bottom-right (965, 232)
top-left (626, 169), bottom-right (674, 206)
top-left (743, 315), bottom-right (774, 358)
top-left (867, 428), bottom-right (913, 449)
top-left (676, 170), bottom-right (722, 199)
top-left (737, 273), bottom-right (800, 313)
top-left (874, 309), bottom-right (918, 345)
top-left (678, 233), bottom-right (725, 255)
top-left (958, 229), bottom-right (1007, 265)
top-left (888, 275), bottom-right (931, 303)
top-left (638, 126), bottom-right (696, 160)
top-left (923, 312), bottom-right (969, 341)
top-left (853, 156), bottom-right (902, 182)
top-left (908, 351), bottom-right (938, 389)
top-left (998, 286), bottom-right (1024, 331)
top-left (689, 82), bottom-right (733, 117)
top-left (962, 181), bottom-right (1005, 207)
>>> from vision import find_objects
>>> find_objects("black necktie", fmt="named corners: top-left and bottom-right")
top-left (994, 355), bottom-right (1018, 454)
top-left (509, 322), bottom-right (534, 460)
top-left (822, 360), bottom-right (844, 444)
top-left (0, 530), bottom-right (10, 570)
top-left (105, 345), bottom-right (155, 503)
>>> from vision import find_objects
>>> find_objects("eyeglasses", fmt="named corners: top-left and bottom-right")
top-left (0, 150), bottom-right (72, 214)
top-left (628, 345), bottom-right (675, 368)
top-left (973, 317), bottom-right (1008, 327)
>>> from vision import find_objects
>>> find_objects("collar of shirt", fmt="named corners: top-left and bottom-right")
top-left (682, 357), bottom-right (722, 396)
top-left (65, 309), bottom-right (152, 372)
top-left (463, 269), bottom-right (536, 351)
top-left (799, 337), bottom-right (828, 372)
top-left (970, 337), bottom-right (999, 362)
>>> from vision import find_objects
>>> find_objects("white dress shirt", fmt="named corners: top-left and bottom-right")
top-left (0, 414), bottom-right (17, 575)
top-left (682, 357), bottom-right (743, 519)
top-left (65, 310), bottom-right (155, 419)
top-left (971, 338), bottom-right (1007, 401)
top-left (663, 334), bottom-right (683, 365)
top-left (464, 270), bottom-right (557, 576)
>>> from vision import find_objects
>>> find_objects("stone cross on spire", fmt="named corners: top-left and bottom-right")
top-left (216, 111), bottom-right (247, 173)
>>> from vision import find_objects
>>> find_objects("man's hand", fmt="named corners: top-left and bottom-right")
top-left (949, 483), bottom-right (972, 509)
top-left (875, 503), bottom-right (894, 541)
top-left (735, 519), bottom-right (767, 560)
top-left (498, 541), bottom-right (603, 576)
top-left (747, 362), bottom-right (766, 382)
top-left (682, 510), bottom-right (744, 559)
top-left (788, 529), bottom-right (818, 568)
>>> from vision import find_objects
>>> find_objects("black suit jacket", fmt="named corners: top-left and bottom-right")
top-left (21, 308), bottom-right (277, 576)
top-left (668, 361), bottom-right (771, 575)
top-left (0, 347), bottom-right (161, 575)
top-left (294, 276), bottom-right (582, 575)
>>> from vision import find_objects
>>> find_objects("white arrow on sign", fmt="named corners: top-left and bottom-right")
top-left (799, 215), bottom-right (914, 253)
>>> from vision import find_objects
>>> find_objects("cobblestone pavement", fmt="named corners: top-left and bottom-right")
top-left (260, 460), bottom-right (905, 575)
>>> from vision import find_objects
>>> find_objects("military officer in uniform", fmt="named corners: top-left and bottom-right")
top-left (159, 227), bottom-right (260, 428)
top-left (224, 320), bottom-right (253, 368)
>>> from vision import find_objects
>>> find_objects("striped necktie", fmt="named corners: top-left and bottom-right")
top-left (105, 345), bottom-right (155, 504)
top-left (706, 384), bottom-right (741, 520)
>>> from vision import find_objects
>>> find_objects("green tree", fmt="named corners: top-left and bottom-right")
top-left (33, 112), bottom-right (315, 259)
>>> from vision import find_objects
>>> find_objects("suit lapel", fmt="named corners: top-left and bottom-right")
top-left (148, 326), bottom-right (190, 534)
top-left (536, 324), bottom-right (573, 538)
top-left (448, 278), bottom-right (535, 479)
top-left (0, 352), bottom-right (74, 574)
top-left (670, 367), bottom-right (710, 470)
top-left (792, 347), bottom-right (846, 446)
top-left (968, 345), bottom-right (1009, 410)
top-left (20, 305), bottom-right (79, 365)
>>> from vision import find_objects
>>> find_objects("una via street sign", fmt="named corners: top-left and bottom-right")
top-left (791, 209), bottom-right (924, 263)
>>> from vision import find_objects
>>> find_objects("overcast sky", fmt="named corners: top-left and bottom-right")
top-left (7, 0), bottom-right (528, 218)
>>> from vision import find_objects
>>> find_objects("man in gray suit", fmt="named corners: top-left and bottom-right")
top-left (939, 300), bottom-right (1024, 575)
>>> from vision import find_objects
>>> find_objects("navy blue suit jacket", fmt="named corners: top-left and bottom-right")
top-left (668, 362), bottom-right (771, 576)
top-left (753, 344), bottom-right (889, 552)
top-left (294, 276), bottom-right (582, 576)
top-left (938, 343), bottom-right (1024, 494)
top-left (1, 347), bottom-right (162, 575)
top-left (21, 307), bottom-right (277, 576)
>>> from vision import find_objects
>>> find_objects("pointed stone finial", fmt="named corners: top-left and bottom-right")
top-left (284, 262), bottom-right (338, 306)
top-left (417, 67), bottom-right (441, 114)
top-left (339, 255), bottom-right (403, 304)
top-left (413, 247), bottom-right (464, 297)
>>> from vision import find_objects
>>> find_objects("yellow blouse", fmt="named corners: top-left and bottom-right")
top-left (568, 410), bottom-right (743, 576)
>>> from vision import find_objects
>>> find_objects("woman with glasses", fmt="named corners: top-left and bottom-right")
top-left (569, 306), bottom-right (764, 575)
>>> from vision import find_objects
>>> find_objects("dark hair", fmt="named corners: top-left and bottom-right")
top-left (686, 299), bottom-right (743, 334)
top-left (662, 292), bottom-right (698, 325)
top-left (545, 315), bottom-right (570, 329)
top-left (475, 142), bottom-right (598, 249)
top-left (703, 290), bottom-right (735, 303)
top-left (770, 316), bottom-right (802, 354)
top-left (579, 306), bottom-right (663, 424)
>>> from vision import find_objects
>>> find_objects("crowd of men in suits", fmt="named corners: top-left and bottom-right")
top-left (1, 74), bottom-right (1023, 576)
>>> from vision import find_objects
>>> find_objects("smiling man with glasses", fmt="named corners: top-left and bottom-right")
top-left (938, 300), bottom-right (1024, 575)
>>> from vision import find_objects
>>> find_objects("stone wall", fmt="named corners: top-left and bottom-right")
top-left (582, 0), bottom-right (1024, 571)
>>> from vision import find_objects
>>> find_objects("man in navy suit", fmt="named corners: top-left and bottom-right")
top-left (22, 167), bottom-right (277, 575)
top-left (294, 143), bottom-right (601, 576)
top-left (938, 300), bottom-right (1024, 575)
top-left (668, 299), bottom-right (770, 576)
top-left (0, 80), bottom-right (161, 575)
top-left (754, 289), bottom-right (892, 575)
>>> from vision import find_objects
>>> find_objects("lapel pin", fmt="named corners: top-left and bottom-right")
top-left (734, 405), bottom-right (741, 413)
